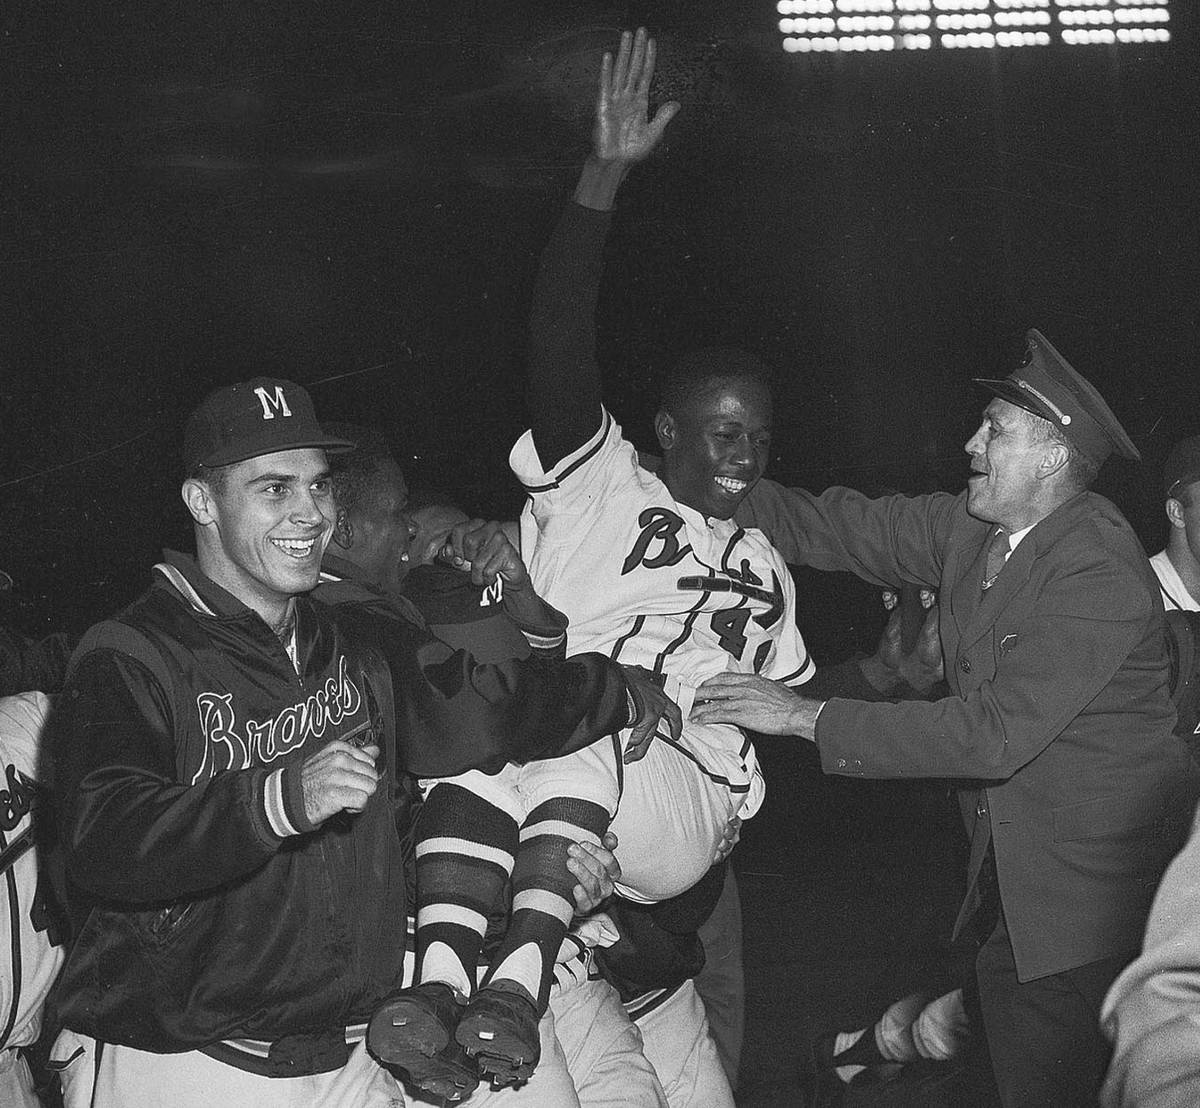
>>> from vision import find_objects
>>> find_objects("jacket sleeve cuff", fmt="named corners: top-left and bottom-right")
top-left (264, 766), bottom-right (318, 838)
top-left (503, 595), bottom-right (569, 656)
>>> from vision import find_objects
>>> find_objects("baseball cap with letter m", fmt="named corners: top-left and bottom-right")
top-left (184, 377), bottom-right (355, 470)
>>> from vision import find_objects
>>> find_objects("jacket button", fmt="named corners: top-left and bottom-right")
top-left (960, 658), bottom-right (971, 674)
top-left (836, 758), bottom-right (847, 769)
top-left (977, 802), bottom-right (987, 820)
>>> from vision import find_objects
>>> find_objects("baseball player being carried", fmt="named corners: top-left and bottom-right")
top-left (514, 25), bottom-right (815, 906)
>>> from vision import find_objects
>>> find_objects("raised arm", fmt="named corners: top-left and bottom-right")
top-left (527, 28), bottom-right (678, 468)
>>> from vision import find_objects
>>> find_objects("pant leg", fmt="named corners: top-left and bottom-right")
top-left (976, 912), bottom-right (1126, 1108)
top-left (553, 976), bottom-right (668, 1108)
top-left (310, 1040), bottom-right (407, 1108)
top-left (607, 740), bottom-right (747, 904)
top-left (692, 866), bottom-right (744, 1091)
top-left (90, 1040), bottom-right (405, 1108)
top-left (0, 1049), bottom-right (41, 1108)
top-left (637, 980), bottom-right (735, 1108)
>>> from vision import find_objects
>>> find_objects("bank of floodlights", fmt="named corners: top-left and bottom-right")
top-left (776, 0), bottom-right (1169, 51)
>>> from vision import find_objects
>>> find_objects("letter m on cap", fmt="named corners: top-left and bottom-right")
top-left (254, 385), bottom-right (293, 421)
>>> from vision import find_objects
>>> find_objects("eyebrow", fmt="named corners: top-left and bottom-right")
top-left (244, 469), bottom-right (331, 487)
top-left (708, 417), bottom-right (772, 431)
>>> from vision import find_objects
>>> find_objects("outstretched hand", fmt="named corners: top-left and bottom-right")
top-left (593, 28), bottom-right (679, 166)
top-left (690, 673), bottom-right (819, 739)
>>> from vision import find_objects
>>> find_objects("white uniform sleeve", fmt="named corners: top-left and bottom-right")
top-left (1, 691), bottom-right (64, 1053)
top-left (511, 407), bottom-right (636, 544)
top-left (756, 552), bottom-right (817, 687)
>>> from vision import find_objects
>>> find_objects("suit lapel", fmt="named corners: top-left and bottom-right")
top-left (954, 493), bottom-right (1090, 654)
top-left (947, 524), bottom-right (994, 647)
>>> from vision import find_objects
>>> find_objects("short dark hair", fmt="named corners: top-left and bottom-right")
top-left (185, 462), bottom-right (230, 494)
top-left (659, 348), bottom-right (773, 418)
top-left (323, 422), bottom-right (395, 517)
top-left (1172, 480), bottom-right (1200, 509)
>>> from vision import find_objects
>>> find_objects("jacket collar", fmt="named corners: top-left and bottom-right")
top-left (155, 549), bottom-right (312, 629)
top-left (155, 550), bottom-right (250, 618)
top-left (318, 551), bottom-right (365, 586)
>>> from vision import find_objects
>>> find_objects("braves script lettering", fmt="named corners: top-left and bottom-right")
top-left (621, 507), bottom-right (693, 575)
top-left (190, 655), bottom-right (363, 784)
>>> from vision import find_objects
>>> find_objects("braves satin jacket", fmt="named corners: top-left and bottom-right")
top-left (49, 551), bottom-right (407, 1070)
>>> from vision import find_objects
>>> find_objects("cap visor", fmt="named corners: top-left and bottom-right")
top-left (972, 378), bottom-right (1060, 426)
top-left (200, 436), bottom-right (357, 469)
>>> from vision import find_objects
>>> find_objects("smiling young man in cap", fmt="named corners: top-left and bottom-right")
top-left (48, 377), bottom-right (413, 1107)
top-left (694, 331), bottom-right (1200, 1107)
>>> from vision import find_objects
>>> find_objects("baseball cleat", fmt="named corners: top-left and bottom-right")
top-left (455, 987), bottom-right (541, 1087)
top-left (367, 982), bottom-right (479, 1100)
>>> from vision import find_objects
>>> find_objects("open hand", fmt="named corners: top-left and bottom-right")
top-left (620, 664), bottom-right (683, 763)
top-left (568, 831), bottom-right (621, 914)
top-left (692, 673), bottom-right (822, 740)
top-left (593, 28), bottom-right (679, 165)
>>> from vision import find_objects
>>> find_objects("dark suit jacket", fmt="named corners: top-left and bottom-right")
top-left (738, 480), bottom-right (1199, 981)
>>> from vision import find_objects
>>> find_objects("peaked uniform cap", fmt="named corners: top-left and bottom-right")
top-left (184, 377), bottom-right (355, 470)
top-left (973, 329), bottom-right (1141, 465)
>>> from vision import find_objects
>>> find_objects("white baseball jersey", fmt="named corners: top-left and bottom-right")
top-left (1152, 550), bottom-right (1200, 612)
top-left (511, 409), bottom-right (815, 807)
top-left (1, 691), bottom-right (65, 1053)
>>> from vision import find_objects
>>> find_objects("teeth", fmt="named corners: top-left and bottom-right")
top-left (714, 476), bottom-right (748, 493)
top-left (272, 538), bottom-right (317, 559)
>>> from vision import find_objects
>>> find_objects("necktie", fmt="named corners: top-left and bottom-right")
top-left (981, 527), bottom-right (1010, 591)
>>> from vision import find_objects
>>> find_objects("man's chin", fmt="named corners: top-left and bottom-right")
top-left (964, 490), bottom-right (998, 524)
top-left (710, 480), bottom-right (758, 519)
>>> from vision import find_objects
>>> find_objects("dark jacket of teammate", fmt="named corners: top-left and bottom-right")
top-left (315, 554), bottom-right (638, 777)
top-left (49, 552), bottom-right (407, 1073)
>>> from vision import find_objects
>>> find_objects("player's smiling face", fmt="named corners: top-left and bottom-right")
top-left (344, 458), bottom-right (419, 592)
top-left (656, 377), bottom-right (772, 521)
top-left (187, 448), bottom-right (334, 619)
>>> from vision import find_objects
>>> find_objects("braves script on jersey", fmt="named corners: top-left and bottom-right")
top-left (512, 409), bottom-right (815, 808)
top-left (1, 692), bottom-right (64, 1055)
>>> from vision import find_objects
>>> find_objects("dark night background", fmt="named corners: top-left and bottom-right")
top-left (4, 1), bottom-right (1198, 651)
top-left (4, 5), bottom-right (1198, 1101)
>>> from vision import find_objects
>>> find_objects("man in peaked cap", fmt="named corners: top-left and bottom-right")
top-left (47, 376), bottom-right (413, 1106)
top-left (688, 331), bottom-right (1200, 1107)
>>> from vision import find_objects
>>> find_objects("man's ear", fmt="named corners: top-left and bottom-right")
top-left (331, 509), bottom-right (354, 551)
top-left (182, 479), bottom-right (216, 527)
top-left (1038, 441), bottom-right (1071, 481)
top-left (654, 410), bottom-right (677, 453)
top-left (1167, 496), bottom-right (1186, 531)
